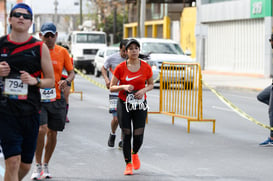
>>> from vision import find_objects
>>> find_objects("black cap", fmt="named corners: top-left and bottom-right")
top-left (125, 39), bottom-right (140, 50)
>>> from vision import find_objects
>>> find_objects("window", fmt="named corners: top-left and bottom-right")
top-left (141, 42), bottom-right (184, 55)
top-left (76, 34), bottom-right (106, 44)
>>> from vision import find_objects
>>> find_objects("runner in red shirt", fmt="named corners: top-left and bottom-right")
top-left (110, 39), bottom-right (154, 175)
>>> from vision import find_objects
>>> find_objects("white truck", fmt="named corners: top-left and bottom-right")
top-left (67, 31), bottom-right (107, 74)
top-left (132, 38), bottom-right (195, 89)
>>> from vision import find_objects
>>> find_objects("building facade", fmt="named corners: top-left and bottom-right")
top-left (196, 0), bottom-right (273, 77)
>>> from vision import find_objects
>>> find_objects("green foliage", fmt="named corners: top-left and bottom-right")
top-left (100, 11), bottom-right (128, 45)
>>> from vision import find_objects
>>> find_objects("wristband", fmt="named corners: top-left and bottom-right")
top-left (35, 77), bottom-right (41, 87)
top-left (66, 79), bottom-right (71, 86)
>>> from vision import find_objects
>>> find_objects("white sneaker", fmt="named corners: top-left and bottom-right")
top-left (42, 163), bottom-right (52, 179)
top-left (31, 164), bottom-right (42, 180)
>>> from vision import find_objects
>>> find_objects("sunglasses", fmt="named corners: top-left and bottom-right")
top-left (12, 12), bottom-right (32, 20)
top-left (44, 33), bottom-right (56, 38)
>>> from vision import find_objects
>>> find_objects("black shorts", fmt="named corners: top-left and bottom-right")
top-left (0, 112), bottom-right (39, 163)
top-left (117, 98), bottom-right (147, 130)
top-left (40, 98), bottom-right (66, 131)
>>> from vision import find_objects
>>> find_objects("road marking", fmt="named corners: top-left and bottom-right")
top-left (212, 106), bottom-right (233, 112)
top-left (203, 80), bottom-right (273, 131)
top-left (74, 68), bottom-right (107, 90)
top-left (223, 92), bottom-right (257, 101)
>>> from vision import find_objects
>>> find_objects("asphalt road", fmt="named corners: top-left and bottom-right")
top-left (0, 74), bottom-right (272, 181)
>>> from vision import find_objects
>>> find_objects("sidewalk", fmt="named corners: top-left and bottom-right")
top-left (202, 70), bottom-right (272, 91)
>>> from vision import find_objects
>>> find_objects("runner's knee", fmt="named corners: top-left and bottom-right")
top-left (5, 156), bottom-right (20, 171)
top-left (39, 125), bottom-right (47, 134)
top-left (19, 162), bottom-right (31, 173)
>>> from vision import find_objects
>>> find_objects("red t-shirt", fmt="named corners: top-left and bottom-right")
top-left (113, 60), bottom-right (153, 101)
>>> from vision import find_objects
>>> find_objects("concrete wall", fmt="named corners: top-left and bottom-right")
top-left (200, 0), bottom-right (250, 23)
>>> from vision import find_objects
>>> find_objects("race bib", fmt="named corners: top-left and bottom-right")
top-left (109, 94), bottom-right (118, 113)
top-left (126, 92), bottom-right (144, 105)
top-left (4, 78), bottom-right (28, 100)
top-left (40, 88), bottom-right (56, 102)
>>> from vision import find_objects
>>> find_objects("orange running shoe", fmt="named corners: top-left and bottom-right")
top-left (132, 153), bottom-right (140, 170)
top-left (124, 163), bottom-right (133, 175)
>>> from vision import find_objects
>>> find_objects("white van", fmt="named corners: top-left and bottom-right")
top-left (67, 31), bottom-right (107, 74)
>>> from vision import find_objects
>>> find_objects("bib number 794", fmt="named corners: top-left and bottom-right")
top-left (4, 78), bottom-right (28, 95)
top-left (4, 78), bottom-right (28, 100)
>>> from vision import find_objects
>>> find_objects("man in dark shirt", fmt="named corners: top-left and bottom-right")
top-left (0, 3), bottom-right (54, 180)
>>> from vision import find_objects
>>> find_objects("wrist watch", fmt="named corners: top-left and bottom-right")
top-left (35, 77), bottom-right (41, 87)
top-left (65, 79), bottom-right (71, 86)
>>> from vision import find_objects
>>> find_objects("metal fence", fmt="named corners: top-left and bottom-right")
top-left (148, 62), bottom-right (215, 133)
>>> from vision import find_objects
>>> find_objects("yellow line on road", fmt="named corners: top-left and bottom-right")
top-left (74, 68), bottom-right (107, 90)
top-left (202, 80), bottom-right (273, 131)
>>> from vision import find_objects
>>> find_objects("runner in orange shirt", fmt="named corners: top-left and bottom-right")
top-left (31, 22), bottom-right (75, 180)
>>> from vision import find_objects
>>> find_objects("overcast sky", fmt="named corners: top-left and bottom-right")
top-left (26, 0), bottom-right (93, 15)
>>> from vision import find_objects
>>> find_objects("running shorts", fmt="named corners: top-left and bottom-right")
top-left (40, 97), bottom-right (66, 131)
top-left (117, 98), bottom-right (147, 129)
top-left (0, 112), bottom-right (39, 163)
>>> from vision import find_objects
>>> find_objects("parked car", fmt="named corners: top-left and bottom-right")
top-left (93, 46), bottom-right (119, 77)
top-left (131, 38), bottom-right (195, 88)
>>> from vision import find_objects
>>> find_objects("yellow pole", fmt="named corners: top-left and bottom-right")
top-left (133, 26), bottom-right (137, 37)
top-left (123, 26), bottom-right (128, 38)
top-left (152, 24), bottom-right (157, 38)
top-left (163, 16), bottom-right (170, 39)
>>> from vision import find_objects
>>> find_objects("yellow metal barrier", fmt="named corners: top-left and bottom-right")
top-left (70, 81), bottom-right (83, 101)
top-left (70, 68), bottom-right (83, 100)
top-left (148, 63), bottom-right (215, 133)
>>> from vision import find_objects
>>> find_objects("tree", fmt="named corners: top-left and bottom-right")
top-left (101, 11), bottom-right (128, 45)
top-left (93, 1), bottom-right (128, 45)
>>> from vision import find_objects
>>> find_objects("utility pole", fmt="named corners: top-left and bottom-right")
top-left (140, 0), bottom-right (146, 38)
top-left (137, 0), bottom-right (140, 37)
top-left (122, 0), bottom-right (125, 26)
top-left (80, 0), bottom-right (83, 26)
top-left (113, 2), bottom-right (117, 43)
top-left (137, 0), bottom-right (146, 37)
top-left (54, 0), bottom-right (58, 25)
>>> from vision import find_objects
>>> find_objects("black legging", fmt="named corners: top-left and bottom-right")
top-left (117, 98), bottom-right (147, 163)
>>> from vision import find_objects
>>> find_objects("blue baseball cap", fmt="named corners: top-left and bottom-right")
top-left (40, 22), bottom-right (57, 35)
top-left (10, 3), bottom-right (33, 18)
